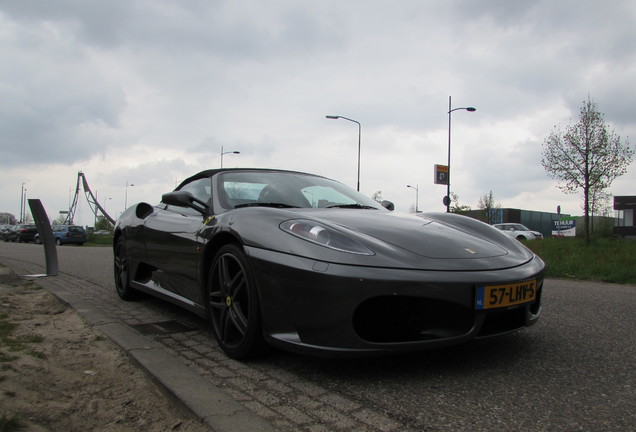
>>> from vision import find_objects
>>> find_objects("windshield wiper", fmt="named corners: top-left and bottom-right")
top-left (234, 202), bottom-right (300, 209)
top-left (326, 204), bottom-right (378, 209)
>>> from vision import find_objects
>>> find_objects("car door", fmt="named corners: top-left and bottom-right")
top-left (142, 177), bottom-right (212, 304)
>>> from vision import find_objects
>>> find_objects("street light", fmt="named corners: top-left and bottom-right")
top-left (96, 196), bottom-right (112, 227)
top-left (407, 184), bottom-right (419, 213)
top-left (125, 181), bottom-right (134, 209)
top-left (446, 96), bottom-right (476, 213)
top-left (220, 146), bottom-right (240, 168)
top-left (326, 115), bottom-right (362, 191)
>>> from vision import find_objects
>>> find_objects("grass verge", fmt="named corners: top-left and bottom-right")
top-left (526, 237), bottom-right (636, 284)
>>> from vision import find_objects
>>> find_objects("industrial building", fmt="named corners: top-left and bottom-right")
top-left (614, 196), bottom-right (636, 238)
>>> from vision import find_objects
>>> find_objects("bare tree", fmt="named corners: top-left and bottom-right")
top-left (52, 215), bottom-right (67, 225)
top-left (0, 212), bottom-right (17, 224)
top-left (541, 96), bottom-right (633, 243)
top-left (477, 190), bottom-right (500, 224)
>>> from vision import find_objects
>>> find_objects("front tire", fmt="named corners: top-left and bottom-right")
top-left (208, 244), bottom-right (265, 359)
top-left (114, 237), bottom-right (138, 300)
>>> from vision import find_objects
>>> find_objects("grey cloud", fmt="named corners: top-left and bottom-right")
top-left (1, 1), bottom-right (343, 58)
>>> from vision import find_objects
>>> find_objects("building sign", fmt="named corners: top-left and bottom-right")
top-left (434, 164), bottom-right (449, 185)
top-left (552, 218), bottom-right (576, 237)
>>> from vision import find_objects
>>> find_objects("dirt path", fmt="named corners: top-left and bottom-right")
top-left (0, 265), bottom-right (212, 432)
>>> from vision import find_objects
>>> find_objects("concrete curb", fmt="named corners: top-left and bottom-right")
top-left (29, 273), bottom-right (276, 432)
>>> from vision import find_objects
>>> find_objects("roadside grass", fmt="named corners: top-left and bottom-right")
top-left (0, 313), bottom-right (46, 360)
top-left (526, 237), bottom-right (636, 284)
top-left (86, 234), bottom-right (113, 247)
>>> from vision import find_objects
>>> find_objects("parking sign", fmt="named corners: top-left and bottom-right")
top-left (434, 164), bottom-right (449, 185)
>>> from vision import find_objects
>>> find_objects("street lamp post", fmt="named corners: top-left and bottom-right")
top-left (446, 96), bottom-right (476, 212)
top-left (326, 115), bottom-right (361, 191)
top-left (125, 181), bottom-right (134, 210)
top-left (220, 146), bottom-right (240, 168)
top-left (407, 184), bottom-right (419, 213)
top-left (19, 183), bottom-right (25, 223)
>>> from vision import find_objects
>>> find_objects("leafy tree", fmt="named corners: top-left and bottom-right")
top-left (541, 96), bottom-right (634, 243)
top-left (477, 190), bottom-right (500, 224)
top-left (449, 192), bottom-right (471, 214)
top-left (95, 216), bottom-right (114, 232)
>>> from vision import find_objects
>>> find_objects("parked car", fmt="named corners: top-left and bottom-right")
top-left (51, 225), bottom-right (87, 245)
top-left (493, 223), bottom-right (543, 241)
top-left (0, 225), bottom-right (13, 241)
top-left (114, 168), bottom-right (545, 359)
top-left (3, 224), bottom-right (38, 243)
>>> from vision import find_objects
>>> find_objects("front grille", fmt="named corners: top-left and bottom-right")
top-left (353, 296), bottom-right (474, 343)
top-left (478, 307), bottom-right (527, 336)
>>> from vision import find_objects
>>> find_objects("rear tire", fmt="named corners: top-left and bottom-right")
top-left (114, 237), bottom-right (138, 300)
top-left (208, 244), bottom-right (265, 359)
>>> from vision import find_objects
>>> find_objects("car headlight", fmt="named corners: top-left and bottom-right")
top-left (280, 220), bottom-right (374, 255)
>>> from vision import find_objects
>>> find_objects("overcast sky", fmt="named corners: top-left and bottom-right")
top-left (1, 0), bottom-right (635, 227)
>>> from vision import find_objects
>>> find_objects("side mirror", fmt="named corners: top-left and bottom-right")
top-left (162, 191), bottom-right (209, 214)
top-left (381, 200), bottom-right (395, 211)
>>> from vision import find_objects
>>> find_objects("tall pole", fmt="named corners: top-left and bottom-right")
top-left (356, 121), bottom-right (361, 192)
top-left (446, 96), bottom-right (477, 212)
top-left (20, 183), bottom-right (25, 223)
top-left (447, 96), bottom-right (452, 213)
top-left (326, 115), bottom-right (361, 191)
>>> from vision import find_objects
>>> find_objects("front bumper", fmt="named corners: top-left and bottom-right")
top-left (245, 246), bottom-right (544, 358)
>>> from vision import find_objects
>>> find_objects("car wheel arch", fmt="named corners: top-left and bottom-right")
top-left (200, 232), bottom-right (245, 292)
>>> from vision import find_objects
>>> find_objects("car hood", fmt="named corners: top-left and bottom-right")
top-left (307, 210), bottom-right (508, 259)
top-left (227, 208), bottom-right (537, 271)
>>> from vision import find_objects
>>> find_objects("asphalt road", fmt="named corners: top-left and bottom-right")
top-left (1, 242), bottom-right (634, 432)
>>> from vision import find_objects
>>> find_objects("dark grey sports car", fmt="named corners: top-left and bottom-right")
top-left (114, 168), bottom-right (545, 359)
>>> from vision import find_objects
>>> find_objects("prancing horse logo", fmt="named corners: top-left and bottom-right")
top-left (464, 248), bottom-right (478, 255)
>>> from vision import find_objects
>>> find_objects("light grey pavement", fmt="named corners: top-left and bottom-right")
top-left (0, 242), bottom-right (634, 432)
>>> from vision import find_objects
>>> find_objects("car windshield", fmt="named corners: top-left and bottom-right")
top-left (219, 171), bottom-right (384, 211)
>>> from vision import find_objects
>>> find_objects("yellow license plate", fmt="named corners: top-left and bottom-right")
top-left (475, 280), bottom-right (537, 310)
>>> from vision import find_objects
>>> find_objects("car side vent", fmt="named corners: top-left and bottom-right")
top-left (136, 202), bottom-right (154, 219)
